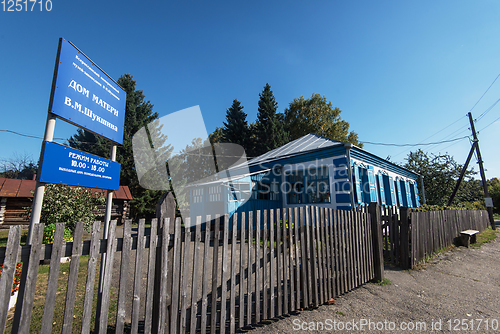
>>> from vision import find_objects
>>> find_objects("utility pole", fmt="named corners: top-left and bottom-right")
top-left (468, 112), bottom-right (496, 230)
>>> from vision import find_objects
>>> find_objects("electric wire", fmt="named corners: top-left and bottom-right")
top-left (390, 115), bottom-right (468, 158)
top-left (476, 97), bottom-right (500, 122)
top-left (424, 126), bottom-right (471, 154)
top-left (477, 114), bottom-right (500, 134)
top-left (469, 73), bottom-right (500, 112)
top-left (435, 135), bottom-right (470, 154)
top-left (360, 136), bottom-right (468, 147)
top-left (0, 129), bottom-right (66, 141)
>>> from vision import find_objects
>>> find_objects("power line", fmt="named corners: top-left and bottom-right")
top-left (0, 129), bottom-right (65, 141)
top-left (416, 116), bottom-right (466, 144)
top-left (477, 114), bottom-right (500, 133)
top-left (470, 73), bottom-right (500, 112)
top-left (361, 136), bottom-right (469, 147)
top-left (435, 134), bottom-right (470, 153)
top-left (0, 127), bottom-right (475, 158)
top-left (390, 116), bottom-right (468, 159)
top-left (424, 126), bottom-right (470, 153)
top-left (476, 97), bottom-right (500, 122)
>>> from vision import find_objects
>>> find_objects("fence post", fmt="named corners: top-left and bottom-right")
top-left (152, 192), bottom-right (176, 333)
top-left (368, 203), bottom-right (384, 282)
top-left (399, 207), bottom-right (410, 269)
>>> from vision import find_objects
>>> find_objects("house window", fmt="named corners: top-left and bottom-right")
top-left (208, 185), bottom-right (221, 202)
top-left (252, 181), bottom-right (279, 201)
top-left (192, 188), bottom-right (203, 203)
top-left (353, 164), bottom-right (377, 204)
top-left (286, 166), bottom-right (331, 204)
top-left (228, 181), bottom-right (251, 202)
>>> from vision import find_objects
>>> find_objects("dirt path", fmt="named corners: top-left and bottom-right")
top-left (248, 228), bottom-right (500, 333)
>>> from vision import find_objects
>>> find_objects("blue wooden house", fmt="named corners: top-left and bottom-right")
top-left (188, 133), bottom-right (422, 223)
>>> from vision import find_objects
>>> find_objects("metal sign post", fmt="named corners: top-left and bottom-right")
top-left (27, 113), bottom-right (56, 245)
top-left (95, 145), bottom-right (117, 327)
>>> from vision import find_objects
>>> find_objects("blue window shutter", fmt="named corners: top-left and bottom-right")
top-left (353, 165), bottom-right (363, 204)
top-left (399, 179), bottom-right (409, 208)
top-left (378, 174), bottom-right (386, 206)
top-left (395, 178), bottom-right (403, 206)
top-left (409, 181), bottom-right (418, 207)
top-left (367, 166), bottom-right (377, 203)
top-left (387, 176), bottom-right (396, 206)
top-left (413, 182), bottom-right (420, 207)
top-left (404, 181), bottom-right (413, 208)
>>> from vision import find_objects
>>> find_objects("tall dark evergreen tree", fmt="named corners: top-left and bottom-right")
top-left (68, 73), bottom-right (170, 219)
top-left (254, 83), bottom-right (288, 156)
top-left (222, 99), bottom-right (250, 149)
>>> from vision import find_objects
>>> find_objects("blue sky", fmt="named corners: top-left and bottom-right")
top-left (1, 0), bottom-right (500, 179)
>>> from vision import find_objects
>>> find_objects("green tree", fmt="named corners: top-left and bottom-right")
top-left (254, 83), bottom-right (288, 156)
top-left (403, 149), bottom-right (477, 206)
top-left (488, 178), bottom-right (500, 213)
top-left (23, 184), bottom-right (105, 233)
top-left (209, 126), bottom-right (225, 145)
top-left (221, 99), bottom-right (251, 150)
top-left (284, 93), bottom-right (362, 147)
top-left (69, 73), bottom-right (170, 219)
top-left (0, 153), bottom-right (37, 180)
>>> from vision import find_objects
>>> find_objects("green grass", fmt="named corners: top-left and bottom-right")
top-left (4, 255), bottom-right (117, 333)
top-left (493, 213), bottom-right (500, 221)
top-left (370, 278), bottom-right (392, 286)
top-left (471, 226), bottom-right (499, 247)
top-left (413, 244), bottom-right (455, 268)
top-left (0, 229), bottom-right (28, 248)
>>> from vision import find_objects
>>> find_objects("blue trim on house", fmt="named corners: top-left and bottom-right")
top-left (336, 193), bottom-right (350, 203)
top-left (247, 145), bottom-right (347, 174)
top-left (350, 147), bottom-right (420, 179)
top-left (332, 156), bottom-right (348, 166)
top-left (333, 168), bottom-right (349, 179)
top-left (334, 180), bottom-right (350, 192)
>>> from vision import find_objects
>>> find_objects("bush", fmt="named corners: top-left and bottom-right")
top-left (24, 184), bottom-right (105, 233)
top-left (413, 204), bottom-right (468, 212)
top-left (43, 223), bottom-right (73, 244)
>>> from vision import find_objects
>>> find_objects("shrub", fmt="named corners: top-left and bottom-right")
top-left (413, 204), bottom-right (474, 212)
top-left (43, 223), bottom-right (73, 244)
top-left (24, 184), bottom-right (105, 233)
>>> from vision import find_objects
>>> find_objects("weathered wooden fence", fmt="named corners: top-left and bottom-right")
top-left (410, 209), bottom-right (489, 267)
top-left (0, 205), bottom-right (376, 333)
top-left (376, 205), bottom-right (490, 269)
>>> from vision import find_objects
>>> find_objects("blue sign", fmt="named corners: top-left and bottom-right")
top-left (51, 39), bottom-right (126, 144)
top-left (40, 142), bottom-right (121, 190)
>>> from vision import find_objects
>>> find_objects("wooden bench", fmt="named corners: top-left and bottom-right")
top-left (460, 230), bottom-right (479, 248)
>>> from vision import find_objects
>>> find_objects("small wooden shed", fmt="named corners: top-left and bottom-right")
top-left (0, 178), bottom-right (133, 229)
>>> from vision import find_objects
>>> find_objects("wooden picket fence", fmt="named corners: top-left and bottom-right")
top-left (0, 205), bottom-right (376, 333)
top-left (379, 207), bottom-right (490, 268)
top-left (410, 209), bottom-right (489, 267)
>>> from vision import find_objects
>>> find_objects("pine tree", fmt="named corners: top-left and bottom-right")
top-left (254, 83), bottom-right (288, 156)
top-left (221, 99), bottom-right (250, 150)
top-left (68, 73), bottom-right (170, 219)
